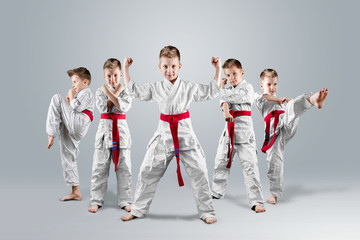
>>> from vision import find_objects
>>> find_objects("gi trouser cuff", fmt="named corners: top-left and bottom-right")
top-left (119, 201), bottom-right (132, 209)
top-left (130, 209), bottom-right (145, 218)
top-left (200, 212), bottom-right (216, 220)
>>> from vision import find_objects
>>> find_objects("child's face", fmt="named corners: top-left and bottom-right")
top-left (71, 75), bottom-right (88, 93)
top-left (158, 57), bottom-right (182, 82)
top-left (104, 67), bottom-right (122, 88)
top-left (261, 77), bottom-right (278, 96)
top-left (224, 66), bottom-right (244, 86)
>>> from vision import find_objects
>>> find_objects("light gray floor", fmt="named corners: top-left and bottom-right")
top-left (2, 174), bottom-right (359, 240)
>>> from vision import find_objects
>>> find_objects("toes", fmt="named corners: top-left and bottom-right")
top-left (205, 217), bottom-right (217, 224)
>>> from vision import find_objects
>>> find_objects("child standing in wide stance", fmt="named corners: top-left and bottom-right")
top-left (46, 67), bottom-right (95, 201)
top-left (254, 69), bottom-right (328, 204)
top-left (211, 59), bottom-right (265, 213)
top-left (88, 58), bottom-right (132, 213)
top-left (121, 46), bottom-right (221, 224)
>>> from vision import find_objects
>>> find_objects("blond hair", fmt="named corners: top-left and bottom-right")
top-left (103, 58), bottom-right (121, 70)
top-left (260, 69), bottom-right (278, 82)
top-left (67, 67), bottom-right (91, 85)
top-left (222, 58), bottom-right (242, 70)
top-left (159, 45), bottom-right (180, 61)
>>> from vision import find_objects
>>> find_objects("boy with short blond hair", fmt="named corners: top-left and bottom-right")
top-left (211, 59), bottom-right (266, 213)
top-left (121, 45), bottom-right (220, 224)
top-left (255, 68), bottom-right (328, 204)
top-left (46, 67), bottom-right (95, 201)
top-left (88, 58), bottom-right (133, 213)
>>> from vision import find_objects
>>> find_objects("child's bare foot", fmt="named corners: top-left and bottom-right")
top-left (60, 192), bottom-right (83, 201)
top-left (60, 186), bottom-right (82, 201)
top-left (121, 214), bottom-right (136, 221)
top-left (309, 88), bottom-right (328, 109)
top-left (204, 217), bottom-right (217, 224)
top-left (47, 135), bottom-right (54, 149)
top-left (267, 195), bottom-right (278, 205)
top-left (122, 205), bottom-right (131, 212)
top-left (88, 204), bottom-right (99, 213)
top-left (254, 205), bottom-right (266, 213)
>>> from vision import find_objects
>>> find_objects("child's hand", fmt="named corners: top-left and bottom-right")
top-left (224, 111), bottom-right (234, 122)
top-left (277, 97), bottom-right (287, 107)
top-left (124, 58), bottom-right (133, 68)
top-left (68, 88), bottom-right (76, 98)
top-left (66, 95), bottom-right (70, 103)
top-left (212, 57), bottom-right (221, 69)
top-left (221, 78), bottom-right (227, 89)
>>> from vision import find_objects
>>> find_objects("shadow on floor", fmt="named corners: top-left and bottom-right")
top-left (218, 193), bottom-right (249, 209)
top-left (280, 183), bottom-right (348, 203)
top-left (146, 213), bottom-right (199, 221)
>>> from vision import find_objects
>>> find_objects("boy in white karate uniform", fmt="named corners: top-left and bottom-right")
top-left (254, 69), bottom-right (328, 204)
top-left (46, 67), bottom-right (95, 201)
top-left (88, 58), bottom-right (132, 213)
top-left (121, 46), bottom-right (221, 224)
top-left (211, 59), bottom-right (265, 213)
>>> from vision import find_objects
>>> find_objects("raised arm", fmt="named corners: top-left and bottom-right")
top-left (70, 88), bottom-right (91, 112)
top-left (101, 83), bottom-right (123, 109)
top-left (262, 94), bottom-right (291, 107)
top-left (211, 57), bottom-right (221, 86)
top-left (123, 57), bottom-right (153, 101)
top-left (123, 57), bottom-right (133, 86)
top-left (211, 57), bottom-right (221, 87)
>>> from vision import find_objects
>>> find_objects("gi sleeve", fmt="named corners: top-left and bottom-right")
top-left (254, 91), bottom-right (266, 110)
top-left (192, 80), bottom-right (220, 102)
top-left (220, 83), bottom-right (254, 105)
top-left (95, 88), bottom-right (108, 113)
top-left (115, 89), bottom-right (132, 112)
top-left (70, 88), bottom-right (92, 112)
top-left (125, 80), bottom-right (153, 101)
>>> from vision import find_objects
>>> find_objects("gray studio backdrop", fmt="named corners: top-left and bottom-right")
top-left (0, 0), bottom-right (359, 239)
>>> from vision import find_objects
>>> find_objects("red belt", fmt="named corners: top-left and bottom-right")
top-left (160, 111), bottom-right (190, 187)
top-left (261, 110), bottom-right (285, 153)
top-left (226, 110), bottom-right (251, 168)
top-left (101, 113), bottom-right (126, 171)
top-left (82, 110), bottom-right (93, 122)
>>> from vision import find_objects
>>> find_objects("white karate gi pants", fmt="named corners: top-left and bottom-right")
top-left (212, 139), bottom-right (264, 207)
top-left (46, 94), bottom-right (91, 186)
top-left (90, 147), bottom-right (132, 208)
top-left (130, 138), bottom-right (215, 220)
top-left (266, 93), bottom-right (313, 197)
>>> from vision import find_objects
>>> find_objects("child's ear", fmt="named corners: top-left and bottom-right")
top-left (179, 63), bottom-right (182, 70)
top-left (120, 71), bottom-right (123, 78)
top-left (158, 64), bottom-right (161, 70)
